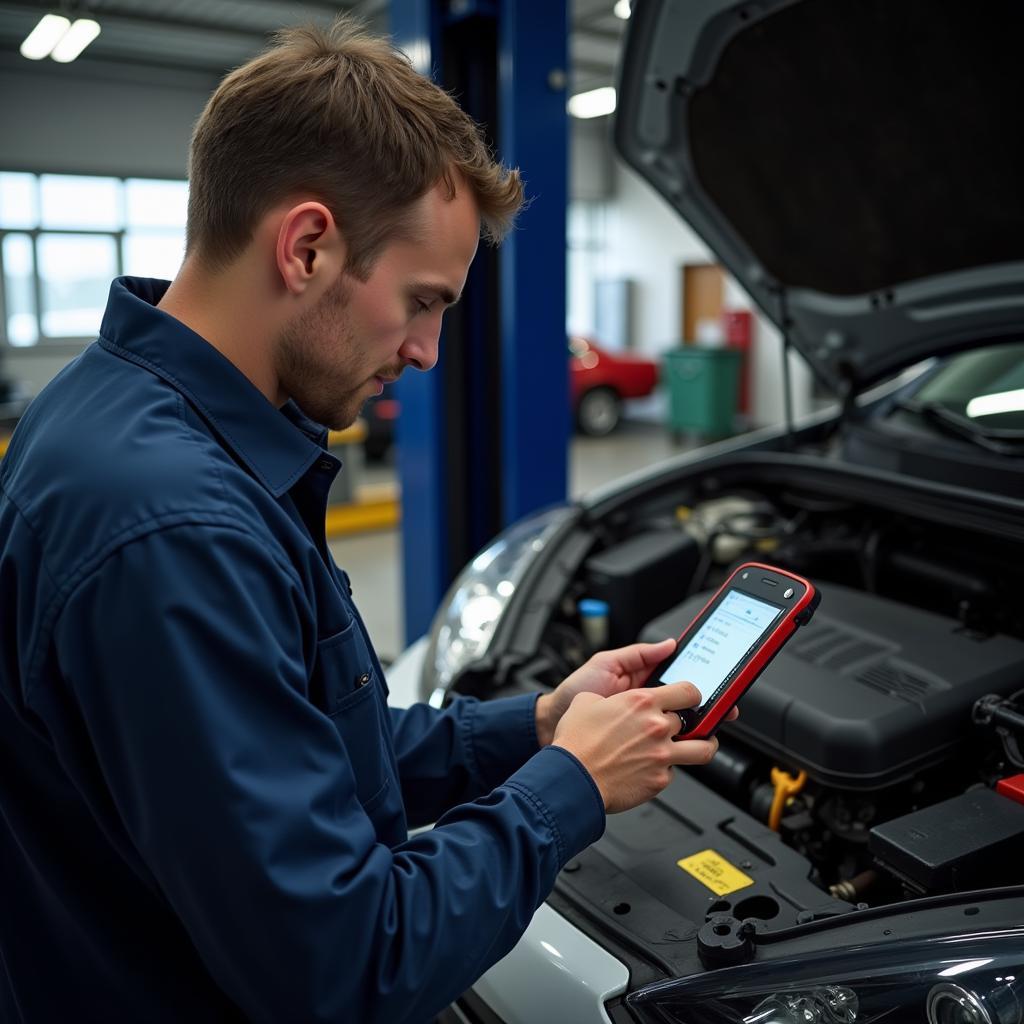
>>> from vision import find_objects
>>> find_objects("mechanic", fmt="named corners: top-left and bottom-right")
top-left (0, 19), bottom-right (722, 1024)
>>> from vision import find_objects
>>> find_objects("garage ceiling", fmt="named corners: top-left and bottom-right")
top-left (0, 0), bottom-right (625, 92)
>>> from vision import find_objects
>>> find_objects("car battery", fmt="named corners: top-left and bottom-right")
top-left (869, 787), bottom-right (1024, 895)
top-left (583, 530), bottom-right (699, 647)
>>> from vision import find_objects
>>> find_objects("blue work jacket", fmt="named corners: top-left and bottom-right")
top-left (0, 277), bottom-right (605, 1023)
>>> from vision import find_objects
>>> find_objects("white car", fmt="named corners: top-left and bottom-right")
top-left (394, 0), bottom-right (1024, 1020)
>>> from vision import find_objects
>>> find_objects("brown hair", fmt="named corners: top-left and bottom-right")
top-left (186, 17), bottom-right (523, 278)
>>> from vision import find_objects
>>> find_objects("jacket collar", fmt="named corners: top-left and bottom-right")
top-left (98, 276), bottom-right (331, 497)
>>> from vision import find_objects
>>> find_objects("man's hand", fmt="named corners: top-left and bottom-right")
top-left (534, 639), bottom-right (738, 747)
top-left (535, 639), bottom-right (677, 747)
top-left (552, 681), bottom-right (719, 813)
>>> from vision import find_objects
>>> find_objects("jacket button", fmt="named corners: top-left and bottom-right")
top-left (357, 673), bottom-right (371, 687)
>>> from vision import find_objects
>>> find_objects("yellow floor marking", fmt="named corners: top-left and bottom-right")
top-left (325, 496), bottom-right (400, 537)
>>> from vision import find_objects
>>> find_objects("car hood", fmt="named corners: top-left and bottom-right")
top-left (614, 0), bottom-right (1024, 393)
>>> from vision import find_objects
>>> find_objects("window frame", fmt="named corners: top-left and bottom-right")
top-left (0, 171), bottom-right (186, 350)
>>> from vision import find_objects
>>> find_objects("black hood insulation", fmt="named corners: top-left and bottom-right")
top-left (688, 0), bottom-right (1024, 295)
top-left (616, 0), bottom-right (1024, 387)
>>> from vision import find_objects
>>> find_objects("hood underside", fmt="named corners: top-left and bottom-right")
top-left (615, 0), bottom-right (1024, 391)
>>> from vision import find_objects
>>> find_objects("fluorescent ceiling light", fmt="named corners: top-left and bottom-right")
top-left (51, 18), bottom-right (101, 63)
top-left (19, 13), bottom-right (70, 60)
top-left (966, 388), bottom-right (1024, 419)
top-left (614, 0), bottom-right (632, 19)
top-left (568, 86), bottom-right (616, 119)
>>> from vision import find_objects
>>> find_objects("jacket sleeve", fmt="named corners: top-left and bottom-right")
top-left (51, 523), bottom-right (605, 1024)
top-left (387, 694), bottom-right (545, 826)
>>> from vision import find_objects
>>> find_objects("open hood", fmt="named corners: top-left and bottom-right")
top-left (615, 0), bottom-right (1024, 393)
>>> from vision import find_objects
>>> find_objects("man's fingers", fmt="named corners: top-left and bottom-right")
top-left (668, 736), bottom-right (719, 766)
top-left (601, 638), bottom-right (676, 678)
top-left (636, 637), bottom-right (677, 664)
top-left (651, 680), bottom-right (702, 710)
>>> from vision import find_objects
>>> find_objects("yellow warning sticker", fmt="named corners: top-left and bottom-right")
top-left (677, 849), bottom-right (754, 896)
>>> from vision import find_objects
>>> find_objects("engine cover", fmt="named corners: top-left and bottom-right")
top-left (641, 582), bottom-right (1024, 789)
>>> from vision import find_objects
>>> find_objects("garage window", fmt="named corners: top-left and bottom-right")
top-left (0, 172), bottom-right (187, 347)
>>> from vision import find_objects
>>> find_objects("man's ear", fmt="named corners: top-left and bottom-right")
top-left (275, 201), bottom-right (346, 297)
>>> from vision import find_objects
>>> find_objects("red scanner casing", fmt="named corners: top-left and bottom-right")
top-left (648, 561), bottom-right (820, 741)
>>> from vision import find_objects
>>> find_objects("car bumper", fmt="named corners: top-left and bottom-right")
top-left (455, 902), bottom-right (628, 1024)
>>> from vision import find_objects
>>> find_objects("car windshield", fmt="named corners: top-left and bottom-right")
top-left (906, 342), bottom-right (1024, 435)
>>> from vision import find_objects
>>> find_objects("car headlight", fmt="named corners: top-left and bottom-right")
top-left (421, 506), bottom-right (572, 705)
top-left (627, 930), bottom-right (1024, 1024)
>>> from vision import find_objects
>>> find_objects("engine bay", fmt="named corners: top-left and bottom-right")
top-left (454, 455), bottom-right (1024, 935)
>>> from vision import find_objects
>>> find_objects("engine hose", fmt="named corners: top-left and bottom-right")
top-left (829, 870), bottom-right (878, 903)
top-left (973, 693), bottom-right (1024, 770)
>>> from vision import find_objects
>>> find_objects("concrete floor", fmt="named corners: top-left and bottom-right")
top-left (328, 418), bottom-right (693, 663)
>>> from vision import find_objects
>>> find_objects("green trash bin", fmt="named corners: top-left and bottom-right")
top-left (663, 346), bottom-right (743, 438)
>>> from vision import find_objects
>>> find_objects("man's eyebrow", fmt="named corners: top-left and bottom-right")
top-left (411, 282), bottom-right (460, 306)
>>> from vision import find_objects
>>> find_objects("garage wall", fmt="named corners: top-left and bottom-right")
top-left (0, 58), bottom-right (214, 178)
top-left (570, 116), bottom-right (614, 202)
top-left (601, 161), bottom-right (712, 352)
top-left (576, 156), bottom-right (814, 428)
top-left (0, 56), bottom-right (213, 395)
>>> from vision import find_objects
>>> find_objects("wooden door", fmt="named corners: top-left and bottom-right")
top-left (681, 263), bottom-right (725, 343)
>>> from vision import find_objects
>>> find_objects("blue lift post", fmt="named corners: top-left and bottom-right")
top-left (392, 0), bottom-right (570, 644)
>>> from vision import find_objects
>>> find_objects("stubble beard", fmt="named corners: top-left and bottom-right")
top-left (275, 276), bottom-right (368, 431)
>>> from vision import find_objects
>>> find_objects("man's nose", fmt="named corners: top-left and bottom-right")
top-left (400, 323), bottom-right (441, 372)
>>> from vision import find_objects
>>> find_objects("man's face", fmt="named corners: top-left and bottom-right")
top-left (275, 180), bottom-right (480, 430)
